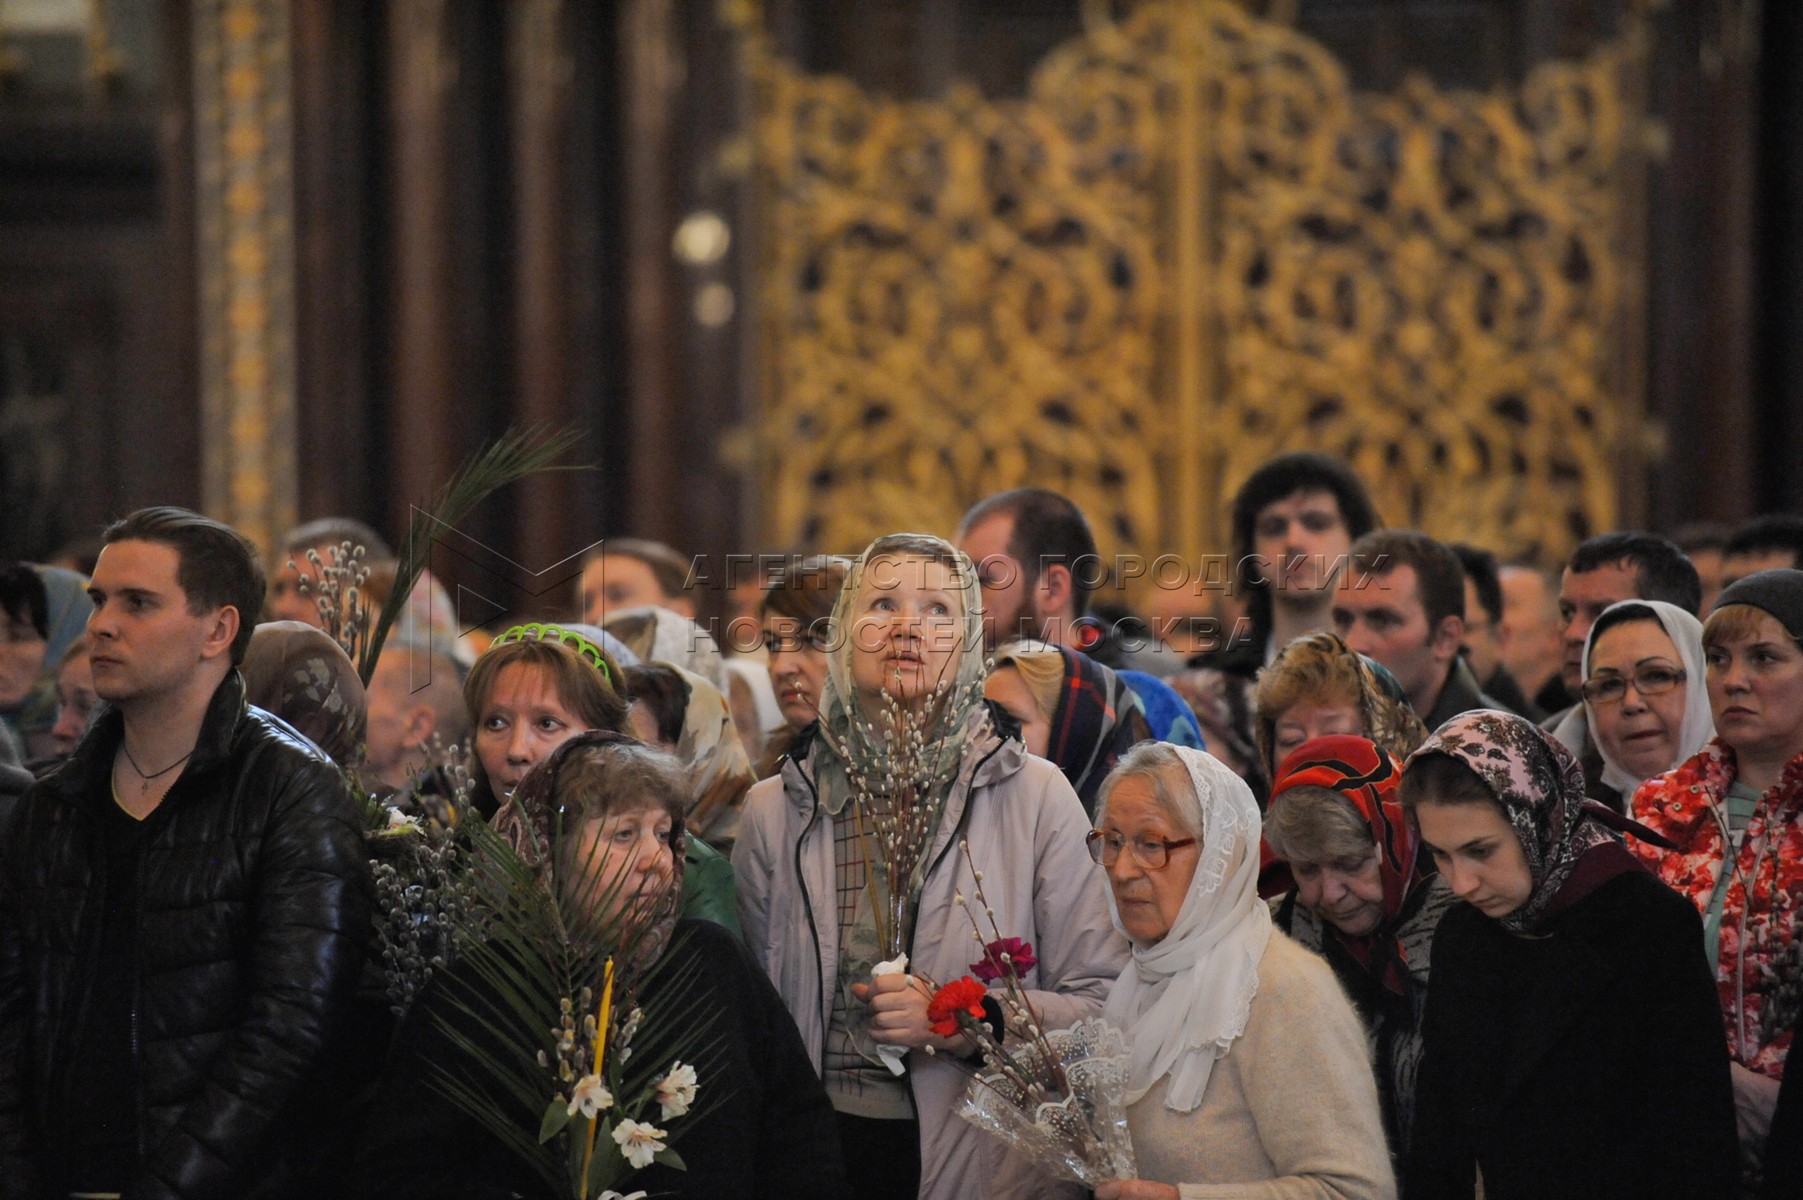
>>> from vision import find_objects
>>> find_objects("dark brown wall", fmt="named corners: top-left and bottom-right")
top-left (0, 8), bottom-right (197, 563)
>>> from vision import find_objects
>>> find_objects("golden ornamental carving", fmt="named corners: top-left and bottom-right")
top-left (195, 0), bottom-right (298, 554)
top-left (726, 0), bottom-right (1652, 565)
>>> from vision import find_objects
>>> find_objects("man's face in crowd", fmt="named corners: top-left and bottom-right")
top-left (1333, 564), bottom-right (1453, 708)
top-left (580, 554), bottom-right (689, 626)
top-left (1498, 566), bottom-right (1562, 693)
top-left (1462, 577), bottom-right (1503, 680)
top-left (86, 540), bottom-right (234, 709)
top-left (957, 513), bottom-right (1035, 650)
top-left (1251, 489), bottom-right (1351, 603)
top-left (1722, 548), bottom-right (1801, 591)
top-left (364, 649), bottom-right (427, 789)
top-left (1558, 560), bottom-right (1640, 693)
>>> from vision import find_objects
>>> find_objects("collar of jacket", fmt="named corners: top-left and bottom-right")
top-left (1424, 657), bottom-right (1499, 730)
top-left (40, 670), bottom-right (249, 804)
top-left (778, 701), bottom-right (1027, 815)
top-left (1640, 736), bottom-right (1803, 837)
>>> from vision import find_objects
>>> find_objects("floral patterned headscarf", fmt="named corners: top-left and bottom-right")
top-left (1406, 709), bottom-right (1617, 935)
top-left (496, 730), bottom-right (687, 970)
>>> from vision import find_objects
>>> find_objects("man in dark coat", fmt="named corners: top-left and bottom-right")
top-left (0, 506), bottom-right (373, 1200)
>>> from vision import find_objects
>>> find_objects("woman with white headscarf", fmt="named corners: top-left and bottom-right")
top-left (1579, 600), bottom-right (1714, 813)
top-left (1089, 742), bottom-right (1395, 1200)
top-left (736, 533), bottom-right (1126, 1200)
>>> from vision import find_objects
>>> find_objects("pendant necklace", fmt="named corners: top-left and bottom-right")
top-left (120, 741), bottom-right (195, 793)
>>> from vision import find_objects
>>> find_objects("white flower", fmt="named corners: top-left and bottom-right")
top-left (599, 1192), bottom-right (648, 1200)
top-left (611, 1118), bottom-right (668, 1170)
top-left (654, 1062), bottom-right (699, 1120)
top-left (384, 807), bottom-right (420, 832)
top-left (566, 1073), bottom-right (613, 1119)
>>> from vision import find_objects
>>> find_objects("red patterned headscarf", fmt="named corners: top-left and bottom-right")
top-left (1269, 735), bottom-right (1422, 993)
top-left (1271, 735), bottom-right (1421, 920)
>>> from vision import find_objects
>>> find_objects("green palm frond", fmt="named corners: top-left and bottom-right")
top-left (357, 423), bottom-right (591, 684)
top-left (419, 813), bottom-right (723, 1198)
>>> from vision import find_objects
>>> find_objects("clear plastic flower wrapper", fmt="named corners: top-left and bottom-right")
top-left (955, 1017), bottom-right (1138, 1184)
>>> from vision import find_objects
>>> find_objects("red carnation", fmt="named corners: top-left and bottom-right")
top-left (926, 976), bottom-right (988, 1038)
top-left (970, 937), bottom-right (1037, 983)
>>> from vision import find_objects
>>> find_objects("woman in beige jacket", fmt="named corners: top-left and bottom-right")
top-left (1090, 742), bottom-right (1396, 1200)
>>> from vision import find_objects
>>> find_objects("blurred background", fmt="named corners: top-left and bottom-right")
top-left (0, 0), bottom-right (1795, 615)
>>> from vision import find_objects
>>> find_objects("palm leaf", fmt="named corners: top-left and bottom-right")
top-left (357, 423), bottom-right (591, 683)
top-left (419, 812), bottom-right (725, 1199)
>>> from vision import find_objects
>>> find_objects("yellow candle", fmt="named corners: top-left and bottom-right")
top-left (578, 957), bottom-right (616, 1199)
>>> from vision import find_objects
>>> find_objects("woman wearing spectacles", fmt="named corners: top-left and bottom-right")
top-left (1579, 599), bottom-right (1714, 812)
top-left (1087, 742), bottom-right (1395, 1200)
top-left (1630, 570), bottom-right (1803, 1185)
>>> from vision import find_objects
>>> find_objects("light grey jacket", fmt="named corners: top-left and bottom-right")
top-left (736, 710), bottom-right (1130, 1200)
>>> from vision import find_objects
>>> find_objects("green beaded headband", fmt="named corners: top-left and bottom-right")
top-left (492, 622), bottom-right (614, 685)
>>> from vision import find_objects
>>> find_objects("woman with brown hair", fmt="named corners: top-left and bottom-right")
top-left (756, 554), bottom-right (851, 776)
top-left (468, 624), bottom-right (742, 935)
top-left (1631, 569), bottom-right (1803, 1179)
top-left (463, 623), bottom-right (630, 819)
top-left (357, 733), bottom-right (848, 1199)
top-left (1401, 710), bottom-right (1736, 1199)
top-left (1252, 631), bottom-right (1429, 785)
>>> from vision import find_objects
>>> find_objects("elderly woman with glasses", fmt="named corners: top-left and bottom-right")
top-left (1086, 742), bottom-right (1395, 1200)
top-left (1578, 600), bottom-right (1714, 812)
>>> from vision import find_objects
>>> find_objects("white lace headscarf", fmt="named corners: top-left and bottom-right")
top-left (1581, 599), bottom-right (1714, 798)
top-left (1100, 744), bottom-right (1272, 1112)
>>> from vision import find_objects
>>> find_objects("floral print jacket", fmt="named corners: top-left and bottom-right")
top-left (1631, 738), bottom-right (1803, 1078)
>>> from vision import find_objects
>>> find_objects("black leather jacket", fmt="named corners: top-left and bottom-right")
top-left (0, 671), bottom-right (373, 1200)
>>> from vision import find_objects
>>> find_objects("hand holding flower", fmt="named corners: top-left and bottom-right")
top-left (850, 972), bottom-right (975, 1053)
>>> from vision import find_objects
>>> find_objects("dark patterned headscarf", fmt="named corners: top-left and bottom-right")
top-left (495, 730), bottom-right (687, 969)
top-left (1407, 709), bottom-right (1623, 935)
top-left (242, 621), bottom-right (368, 769)
top-left (1270, 735), bottom-right (1421, 993)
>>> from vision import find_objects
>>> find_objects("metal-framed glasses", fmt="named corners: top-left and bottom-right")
top-left (1579, 663), bottom-right (1685, 706)
top-left (1085, 829), bottom-right (1198, 869)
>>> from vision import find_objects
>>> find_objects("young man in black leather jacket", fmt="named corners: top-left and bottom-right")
top-left (0, 506), bottom-right (373, 1200)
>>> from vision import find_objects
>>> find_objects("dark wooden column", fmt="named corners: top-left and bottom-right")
top-left (619, 0), bottom-right (682, 544)
top-left (506, 0), bottom-right (586, 580)
top-left (385, 0), bottom-right (459, 538)
top-left (291, 0), bottom-right (374, 527)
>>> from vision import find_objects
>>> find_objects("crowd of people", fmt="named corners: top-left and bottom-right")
top-left (0, 451), bottom-right (1800, 1200)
